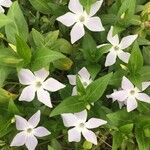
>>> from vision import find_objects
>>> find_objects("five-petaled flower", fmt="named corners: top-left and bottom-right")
top-left (61, 110), bottom-right (107, 145)
top-left (97, 26), bottom-right (138, 67)
top-left (18, 68), bottom-right (66, 108)
top-left (57, 0), bottom-right (105, 44)
top-left (67, 67), bottom-right (92, 95)
top-left (10, 110), bottom-right (50, 150)
top-left (0, 0), bottom-right (12, 13)
top-left (107, 76), bottom-right (150, 112)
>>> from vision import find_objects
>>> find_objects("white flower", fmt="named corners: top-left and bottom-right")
top-left (97, 26), bottom-right (138, 67)
top-left (10, 110), bottom-right (50, 150)
top-left (18, 68), bottom-right (66, 108)
top-left (61, 110), bottom-right (107, 145)
top-left (57, 0), bottom-right (104, 44)
top-left (67, 67), bottom-right (92, 95)
top-left (0, 0), bottom-right (12, 13)
top-left (107, 76), bottom-right (150, 112)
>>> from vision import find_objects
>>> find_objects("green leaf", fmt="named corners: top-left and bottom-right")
top-left (16, 35), bottom-right (31, 65)
top-left (0, 13), bottom-right (12, 28)
top-left (50, 96), bottom-right (87, 117)
top-left (143, 46), bottom-right (150, 65)
top-left (128, 42), bottom-right (143, 75)
top-left (140, 66), bottom-right (150, 81)
top-left (5, 1), bottom-right (28, 44)
top-left (85, 73), bottom-right (113, 103)
top-left (31, 47), bottom-right (66, 70)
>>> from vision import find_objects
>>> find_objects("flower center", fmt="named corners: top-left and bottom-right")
top-left (35, 81), bottom-right (42, 88)
top-left (26, 128), bottom-right (33, 134)
top-left (114, 46), bottom-right (120, 51)
top-left (130, 90), bottom-right (135, 95)
top-left (79, 15), bottom-right (85, 22)
top-left (83, 81), bottom-right (88, 87)
top-left (79, 123), bottom-right (85, 128)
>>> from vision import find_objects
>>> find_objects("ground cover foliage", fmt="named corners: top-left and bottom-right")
top-left (0, 0), bottom-right (150, 150)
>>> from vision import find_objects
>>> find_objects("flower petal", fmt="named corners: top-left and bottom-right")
top-left (118, 51), bottom-right (130, 63)
top-left (67, 75), bottom-right (76, 85)
top-left (142, 82), bottom-right (150, 91)
top-left (136, 93), bottom-right (150, 104)
top-left (109, 90), bottom-right (128, 101)
top-left (34, 127), bottom-right (51, 137)
top-left (15, 115), bottom-right (29, 130)
top-left (126, 97), bottom-right (138, 112)
top-left (68, 0), bottom-right (83, 14)
top-left (37, 89), bottom-right (52, 107)
top-left (18, 69), bottom-right (36, 85)
top-left (89, 0), bottom-right (103, 16)
top-left (57, 12), bottom-right (77, 27)
top-left (10, 131), bottom-right (26, 147)
top-left (68, 127), bottom-right (81, 142)
top-left (82, 129), bottom-right (97, 145)
top-left (107, 26), bottom-right (119, 46)
top-left (74, 110), bottom-right (87, 123)
top-left (97, 43), bottom-right (109, 49)
top-left (121, 76), bottom-right (134, 90)
top-left (19, 85), bottom-right (36, 102)
top-left (25, 135), bottom-right (38, 150)
top-left (0, 6), bottom-right (4, 13)
top-left (0, 0), bottom-right (12, 7)
top-left (61, 113), bottom-right (78, 127)
top-left (43, 78), bottom-right (65, 92)
top-left (70, 23), bottom-right (85, 44)
top-left (85, 118), bottom-right (107, 129)
top-left (119, 34), bottom-right (138, 49)
top-left (72, 86), bottom-right (77, 96)
top-left (78, 67), bottom-right (90, 80)
top-left (105, 50), bottom-right (117, 67)
top-left (85, 17), bottom-right (104, 32)
top-left (28, 110), bottom-right (41, 128)
top-left (34, 68), bottom-right (49, 82)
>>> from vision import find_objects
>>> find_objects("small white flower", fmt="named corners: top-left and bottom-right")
top-left (18, 68), bottom-right (66, 108)
top-left (61, 110), bottom-right (107, 145)
top-left (0, 0), bottom-right (12, 13)
top-left (57, 0), bottom-right (105, 44)
top-left (97, 26), bottom-right (138, 67)
top-left (67, 67), bottom-right (92, 95)
top-left (107, 76), bottom-right (150, 112)
top-left (10, 110), bottom-right (50, 150)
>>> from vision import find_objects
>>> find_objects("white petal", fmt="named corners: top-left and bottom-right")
top-left (34, 68), bottom-right (49, 82)
top-left (82, 129), bottom-right (97, 145)
top-left (25, 135), bottom-right (38, 150)
top-left (72, 86), bottom-right (78, 96)
top-left (68, 0), bottom-right (83, 14)
top-left (10, 131), bottom-right (26, 147)
top-left (34, 127), bottom-right (51, 137)
top-left (136, 93), bottom-right (150, 103)
top-left (37, 89), bottom-right (52, 108)
top-left (142, 82), bottom-right (150, 91)
top-left (107, 26), bottom-right (119, 46)
top-left (85, 17), bottom-right (104, 32)
top-left (109, 90), bottom-right (128, 101)
top-left (18, 69), bottom-right (36, 85)
top-left (89, 0), bottom-right (103, 16)
top-left (97, 43), bottom-right (109, 48)
top-left (61, 113), bottom-right (78, 127)
top-left (121, 76), bottom-right (134, 90)
top-left (67, 75), bottom-right (76, 85)
top-left (78, 67), bottom-right (90, 80)
top-left (0, 6), bottom-right (4, 13)
top-left (126, 97), bottom-right (138, 112)
top-left (57, 12), bottom-right (77, 27)
top-left (68, 127), bottom-right (81, 142)
top-left (15, 115), bottom-right (29, 130)
top-left (19, 85), bottom-right (36, 102)
top-left (74, 110), bottom-right (87, 123)
top-left (105, 51), bottom-right (117, 67)
top-left (70, 23), bottom-right (85, 44)
top-left (119, 34), bottom-right (138, 49)
top-left (43, 78), bottom-right (65, 92)
top-left (118, 51), bottom-right (130, 63)
top-left (0, 0), bottom-right (12, 7)
top-left (28, 110), bottom-right (41, 128)
top-left (85, 118), bottom-right (107, 129)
